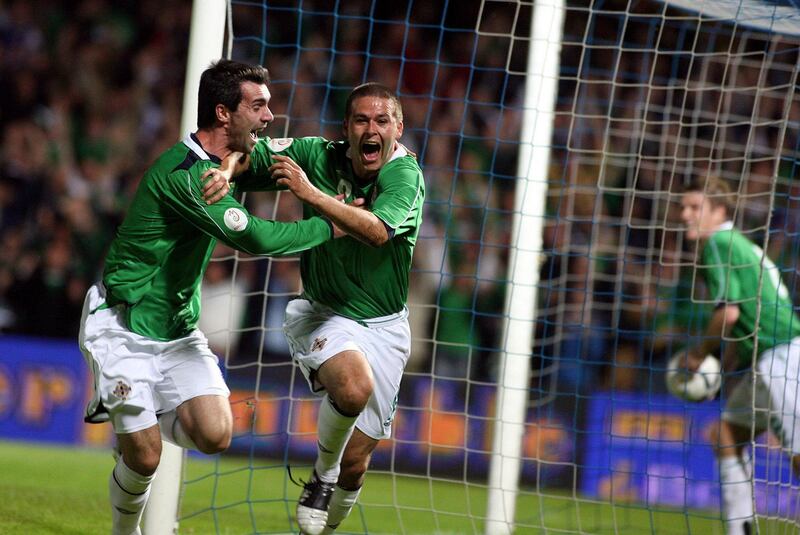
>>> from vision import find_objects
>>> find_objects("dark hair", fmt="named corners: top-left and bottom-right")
top-left (683, 175), bottom-right (734, 215)
top-left (197, 59), bottom-right (270, 128)
top-left (344, 82), bottom-right (403, 122)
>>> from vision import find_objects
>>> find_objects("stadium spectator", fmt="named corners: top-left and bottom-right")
top-left (679, 176), bottom-right (800, 535)
top-left (78, 59), bottom-right (339, 535)
top-left (217, 82), bottom-right (424, 535)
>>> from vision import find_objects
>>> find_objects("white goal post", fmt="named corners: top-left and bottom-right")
top-left (485, 0), bottom-right (564, 533)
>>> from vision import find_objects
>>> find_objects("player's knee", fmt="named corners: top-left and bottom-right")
top-left (193, 426), bottom-right (232, 454)
top-left (125, 448), bottom-right (161, 476)
top-left (335, 382), bottom-right (373, 415)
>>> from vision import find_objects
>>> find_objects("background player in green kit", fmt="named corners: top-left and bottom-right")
top-left (79, 60), bottom-right (339, 535)
top-left (218, 82), bottom-right (424, 535)
top-left (680, 176), bottom-right (800, 535)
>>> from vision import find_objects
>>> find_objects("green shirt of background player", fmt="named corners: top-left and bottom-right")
top-left (79, 59), bottom-right (337, 535)
top-left (680, 176), bottom-right (800, 535)
top-left (220, 83), bottom-right (424, 535)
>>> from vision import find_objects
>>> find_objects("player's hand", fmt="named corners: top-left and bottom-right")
top-left (684, 349), bottom-right (704, 373)
top-left (270, 154), bottom-right (320, 202)
top-left (333, 194), bottom-right (367, 207)
top-left (200, 168), bottom-right (231, 205)
top-left (327, 196), bottom-right (366, 238)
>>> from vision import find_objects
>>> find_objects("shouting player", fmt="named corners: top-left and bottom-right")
top-left (79, 60), bottom-right (339, 535)
top-left (218, 82), bottom-right (424, 535)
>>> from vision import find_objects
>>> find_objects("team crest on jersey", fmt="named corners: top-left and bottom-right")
top-left (311, 337), bottom-right (328, 352)
top-left (267, 138), bottom-right (294, 152)
top-left (224, 208), bottom-right (248, 232)
top-left (337, 179), bottom-right (352, 200)
top-left (113, 380), bottom-right (131, 400)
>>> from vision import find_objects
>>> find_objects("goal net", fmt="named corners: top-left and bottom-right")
top-left (177, 0), bottom-right (800, 533)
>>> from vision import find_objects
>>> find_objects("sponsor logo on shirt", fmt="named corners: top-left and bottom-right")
top-left (267, 138), bottom-right (294, 152)
top-left (224, 208), bottom-right (248, 232)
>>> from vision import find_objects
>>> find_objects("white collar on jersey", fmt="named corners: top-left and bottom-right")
top-left (345, 142), bottom-right (408, 163)
top-left (714, 220), bottom-right (735, 233)
top-left (183, 133), bottom-right (212, 160)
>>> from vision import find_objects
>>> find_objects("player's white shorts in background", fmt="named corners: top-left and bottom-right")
top-left (283, 298), bottom-right (411, 440)
top-left (723, 337), bottom-right (800, 454)
top-left (79, 283), bottom-right (230, 435)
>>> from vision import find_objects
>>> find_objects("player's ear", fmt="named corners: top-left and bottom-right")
top-left (342, 117), bottom-right (349, 137)
top-left (216, 104), bottom-right (230, 125)
top-left (396, 119), bottom-right (403, 139)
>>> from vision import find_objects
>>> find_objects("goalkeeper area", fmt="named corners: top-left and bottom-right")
top-left (160, 0), bottom-right (800, 533)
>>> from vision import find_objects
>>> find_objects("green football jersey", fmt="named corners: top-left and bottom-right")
top-left (699, 222), bottom-right (800, 366)
top-left (248, 136), bottom-right (425, 319)
top-left (102, 134), bottom-right (333, 341)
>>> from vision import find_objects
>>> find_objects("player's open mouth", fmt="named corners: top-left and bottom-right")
top-left (362, 141), bottom-right (381, 163)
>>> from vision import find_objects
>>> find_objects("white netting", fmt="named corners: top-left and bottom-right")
top-left (180, 1), bottom-right (800, 533)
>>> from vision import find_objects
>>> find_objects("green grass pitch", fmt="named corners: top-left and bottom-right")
top-left (0, 439), bottom-right (743, 534)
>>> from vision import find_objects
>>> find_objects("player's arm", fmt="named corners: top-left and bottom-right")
top-left (167, 169), bottom-right (333, 256)
top-left (208, 137), bottom-right (322, 192)
top-left (678, 305), bottom-right (737, 372)
top-left (686, 304), bottom-right (740, 371)
top-left (684, 232), bottom-right (744, 371)
top-left (270, 154), bottom-right (390, 246)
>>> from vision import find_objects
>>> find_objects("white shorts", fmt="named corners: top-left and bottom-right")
top-left (723, 338), bottom-right (800, 454)
top-left (283, 298), bottom-right (411, 440)
top-left (79, 283), bottom-right (230, 434)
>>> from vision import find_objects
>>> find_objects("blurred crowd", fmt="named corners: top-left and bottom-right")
top-left (2, 0), bottom-right (799, 394)
top-left (0, 0), bottom-right (192, 338)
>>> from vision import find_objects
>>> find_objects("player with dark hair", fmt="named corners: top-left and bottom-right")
top-left (218, 82), bottom-right (424, 535)
top-left (79, 59), bottom-right (338, 535)
top-left (680, 175), bottom-right (800, 535)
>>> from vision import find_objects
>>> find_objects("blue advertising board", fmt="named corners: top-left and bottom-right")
top-left (3, 334), bottom-right (794, 516)
top-left (0, 337), bottom-right (576, 483)
top-left (581, 392), bottom-right (797, 515)
top-left (0, 336), bottom-right (89, 444)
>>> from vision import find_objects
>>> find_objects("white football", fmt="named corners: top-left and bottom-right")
top-left (665, 351), bottom-right (722, 402)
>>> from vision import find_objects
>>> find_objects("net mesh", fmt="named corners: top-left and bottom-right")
top-left (179, 1), bottom-right (800, 533)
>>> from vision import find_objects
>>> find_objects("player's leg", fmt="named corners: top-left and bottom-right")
top-left (79, 284), bottom-right (167, 535)
top-left (156, 331), bottom-right (232, 453)
top-left (321, 428), bottom-right (379, 534)
top-left (282, 300), bottom-right (374, 534)
top-left (717, 363), bottom-right (776, 535)
top-left (110, 425), bottom-right (161, 535)
top-left (315, 350), bottom-right (375, 480)
top-left (711, 419), bottom-right (754, 535)
top-left (320, 316), bottom-right (410, 534)
top-left (297, 350), bottom-right (374, 535)
top-left (760, 340), bottom-right (800, 489)
top-left (173, 394), bottom-right (232, 453)
top-left (284, 299), bottom-right (409, 535)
